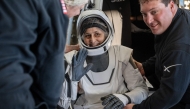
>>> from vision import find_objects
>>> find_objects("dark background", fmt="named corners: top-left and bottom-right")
top-left (103, 0), bottom-right (155, 62)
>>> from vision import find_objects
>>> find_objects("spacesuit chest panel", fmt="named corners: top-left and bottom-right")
top-left (84, 47), bottom-right (116, 85)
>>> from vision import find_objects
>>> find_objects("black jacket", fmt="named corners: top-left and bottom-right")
top-left (134, 8), bottom-right (190, 109)
top-left (0, 0), bottom-right (68, 109)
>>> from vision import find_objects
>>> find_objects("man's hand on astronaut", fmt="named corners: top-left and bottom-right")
top-left (101, 94), bottom-right (129, 109)
top-left (123, 104), bottom-right (134, 109)
top-left (72, 48), bottom-right (93, 81)
top-left (134, 60), bottom-right (145, 76)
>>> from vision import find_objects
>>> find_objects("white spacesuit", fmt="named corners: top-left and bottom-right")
top-left (58, 10), bottom-right (148, 109)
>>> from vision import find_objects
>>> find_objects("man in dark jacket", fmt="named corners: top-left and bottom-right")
top-left (0, 0), bottom-right (87, 109)
top-left (124, 0), bottom-right (190, 109)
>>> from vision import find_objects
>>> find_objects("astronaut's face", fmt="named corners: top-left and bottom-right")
top-left (83, 27), bottom-right (106, 47)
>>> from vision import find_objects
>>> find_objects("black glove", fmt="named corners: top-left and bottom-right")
top-left (72, 48), bottom-right (93, 81)
top-left (101, 94), bottom-right (124, 109)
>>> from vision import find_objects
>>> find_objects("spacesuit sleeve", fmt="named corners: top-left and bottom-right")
top-left (122, 56), bottom-right (148, 104)
top-left (58, 60), bottom-right (78, 108)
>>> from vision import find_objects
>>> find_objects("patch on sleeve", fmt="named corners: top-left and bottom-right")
top-left (163, 64), bottom-right (182, 73)
top-left (60, 0), bottom-right (67, 14)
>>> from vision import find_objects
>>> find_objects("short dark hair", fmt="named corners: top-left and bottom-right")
top-left (139, 0), bottom-right (176, 6)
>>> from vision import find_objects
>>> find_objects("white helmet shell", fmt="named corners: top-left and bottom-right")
top-left (77, 10), bottom-right (114, 56)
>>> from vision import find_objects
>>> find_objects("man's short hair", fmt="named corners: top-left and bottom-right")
top-left (139, 0), bottom-right (176, 6)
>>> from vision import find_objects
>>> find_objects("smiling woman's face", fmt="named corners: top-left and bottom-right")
top-left (83, 27), bottom-right (106, 47)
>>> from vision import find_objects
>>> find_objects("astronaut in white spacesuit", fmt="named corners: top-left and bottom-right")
top-left (57, 10), bottom-right (148, 109)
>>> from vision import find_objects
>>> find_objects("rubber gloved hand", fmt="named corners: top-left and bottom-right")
top-left (101, 94), bottom-right (124, 109)
top-left (72, 48), bottom-right (93, 81)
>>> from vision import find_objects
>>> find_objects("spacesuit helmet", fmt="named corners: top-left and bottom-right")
top-left (77, 10), bottom-right (114, 56)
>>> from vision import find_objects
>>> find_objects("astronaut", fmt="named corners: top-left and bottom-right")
top-left (58, 10), bottom-right (148, 109)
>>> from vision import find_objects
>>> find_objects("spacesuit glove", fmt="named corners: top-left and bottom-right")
top-left (101, 94), bottom-right (127, 109)
top-left (72, 48), bottom-right (93, 81)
